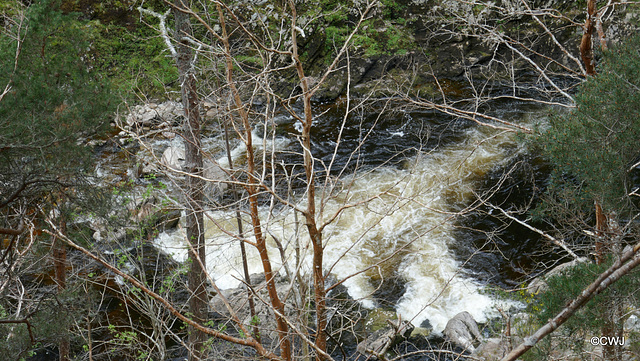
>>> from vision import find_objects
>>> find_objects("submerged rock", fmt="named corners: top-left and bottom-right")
top-left (410, 319), bottom-right (433, 337)
top-left (357, 318), bottom-right (414, 359)
top-left (364, 309), bottom-right (399, 333)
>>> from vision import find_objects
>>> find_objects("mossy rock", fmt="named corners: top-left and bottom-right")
top-left (364, 309), bottom-right (398, 333)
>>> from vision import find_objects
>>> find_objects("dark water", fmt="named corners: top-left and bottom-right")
top-left (276, 99), bottom-right (474, 175)
top-left (452, 152), bottom-right (555, 288)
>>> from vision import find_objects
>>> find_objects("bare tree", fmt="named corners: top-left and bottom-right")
top-left (172, 1), bottom-right (210, 359)
top-left (395, 0), bottom-right (638, 128)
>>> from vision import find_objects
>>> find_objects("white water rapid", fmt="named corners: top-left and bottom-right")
top-left (154, 118), bottom-right (526, 332)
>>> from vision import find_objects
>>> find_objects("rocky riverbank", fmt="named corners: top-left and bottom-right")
top-left (288, 0), bottom-right (640, 102)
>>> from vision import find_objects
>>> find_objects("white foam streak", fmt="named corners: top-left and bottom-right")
top-left (317, 127), bottom-right (521, 330)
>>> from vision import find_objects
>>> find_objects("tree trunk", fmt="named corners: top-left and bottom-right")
top-left (53, 218), bottom-right (69, 361)
top-left (288, 2), bottom-right (328, 357)
top-left (309, 222), bottom-right (327, 360)
top-left (223, 123), bottom-right (260, 342)
top-left (595, 200), bottom-right (607, 265)
top-left (580, 0), bottom-right (597, 76)
top-left (173, 2), bottom-right (208, 360)
top-left (214, 3), bottom-right (292, 359)
top-left (595, 203), bottom-right (623, 361)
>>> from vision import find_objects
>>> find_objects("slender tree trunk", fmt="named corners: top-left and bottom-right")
top-left (173, 2), bottom-right (208, 359)
top-left (580, 0), bottom-right (598, 75)
top-left (595, 203), bottom-right (623, 361)
top-left (595, 201), bottom-right (607, 265)
top-left (288, 2), bottom-right (328, 358)
top-left (223, 121), bottom-right (259, 341)
top-left (53, 217), bottom-right (69, 361)
top-left (215, 4), bottom-right (292, 360)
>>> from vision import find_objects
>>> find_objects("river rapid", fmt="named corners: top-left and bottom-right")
top-left (141, 98), bottom-right (546, 333)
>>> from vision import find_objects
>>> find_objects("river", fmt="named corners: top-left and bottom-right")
top-left (146, 98), bottom-right (549, 333)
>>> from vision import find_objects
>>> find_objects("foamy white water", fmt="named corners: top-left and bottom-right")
top-left (154, 121), bottom-right (525, 332)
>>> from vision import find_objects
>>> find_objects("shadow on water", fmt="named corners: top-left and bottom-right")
top-left (451, 152), bottom-right (556, 288)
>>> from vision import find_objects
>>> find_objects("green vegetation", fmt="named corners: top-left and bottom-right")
top-left (0, 1), bottom-right (117, 358)
top-left (2, 0), bottom-right (640, 360)
top-left (92, 24), bottom-right (179, 100)
top-left (315, 0), bottom-right (415, 59)
top-left (536, 34), bottom-right (640, 218)
top-left (0, 0), bottom-right (115, 185)
top-left (516, 258), bottom-right (640, 360)
top-left (522, 34), bottom-right (640, 360)
top-left (536, 259), bottom-right (638, 330)
top-left (52, 0), bottom-right (179, 99)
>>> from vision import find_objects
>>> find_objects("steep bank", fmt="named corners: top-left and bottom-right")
top-left (59, 0), bottom-right (640, 102)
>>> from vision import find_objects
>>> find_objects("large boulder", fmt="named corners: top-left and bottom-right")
top-left (473, 337), bottom-right (511, 360)
top-left (160, 144), bottom-right (230, 198)
top-left (161, 145), bottom-right (185, 172)
top-left (125, 101), bottom-right (184, 129)
top-left (443, 311), bottom-right (482, 352)
top-left (625, 312), bottom-right (640, 333)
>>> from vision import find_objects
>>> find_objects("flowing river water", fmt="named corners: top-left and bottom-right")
top-left (144, 99), bottom-right (547, 333)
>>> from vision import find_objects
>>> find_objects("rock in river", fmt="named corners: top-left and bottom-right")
top-left (443, 311), bottom-right (481, 352)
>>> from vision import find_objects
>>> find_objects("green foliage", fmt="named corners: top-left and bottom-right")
top-left (107, 324), bottom-right (152, 360)
top-left (537, 34), bottom-right (640, 216)
top-left (536, 261), bottom-right (600, 329)
top-left (325, 18), bottom-right (414, 57)
top-left (529, 36), bottom-right (640, 358)
top-left (0, 0), bottom-right (20, 15)
top-left (314, 0), bottom-right (414, 59)
top-left (0, 286), bottom-right (87, 360)
top-left (91, 22), bottom-right (179, 99)
top-left (380, 0), bottom-right (406, 18)
top-left (55, 0), bottom-right (179, 99)
top-left (321, 0), bottom-right (349, 24)
top-left (472, 4), bottom-right (486, 16)
top-left (0, 0), bottom-right (115, 176)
